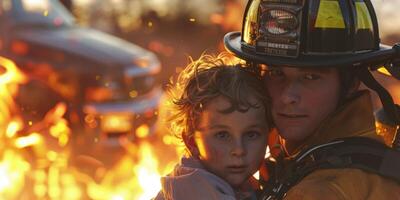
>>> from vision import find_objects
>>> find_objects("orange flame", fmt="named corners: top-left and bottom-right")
top-left (0, 55), bottom-right (181, 199)
top-left (0, 56), bottom-right (29, 199)
top-left (135, 142), bottom-right (162, 200)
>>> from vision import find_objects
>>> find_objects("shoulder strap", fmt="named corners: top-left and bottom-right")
top-left (259, 137), bottom-right (400, 200)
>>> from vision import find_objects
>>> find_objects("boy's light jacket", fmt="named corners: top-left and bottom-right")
top-left (273, 91), bottom-right (400, 199)
top-left (154, 156), bottom-right (237, 200)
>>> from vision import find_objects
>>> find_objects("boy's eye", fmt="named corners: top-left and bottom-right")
top-left (214, 131), bottom-right (230, 140)
top-left (245, 131), bottom-right (261, 140)
top-left (304, 74), bottom-right (321, 80)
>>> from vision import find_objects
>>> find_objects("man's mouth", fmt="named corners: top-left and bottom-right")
top-left (278, 113), bottom-right (308, 118)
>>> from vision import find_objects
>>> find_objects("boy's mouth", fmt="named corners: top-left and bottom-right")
top-left (227, 165), bottom-right (247, 173)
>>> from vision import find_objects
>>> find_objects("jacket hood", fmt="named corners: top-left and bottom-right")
top-left (155, 156), bottom-right (236, 200)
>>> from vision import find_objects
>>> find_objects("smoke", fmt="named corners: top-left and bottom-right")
top-left (72, 0), bottom-right (231, 33)
top-left (371, 0), bottom-right (400, 39)
top-left (141, 0), bottom-right (223, 23)
top-left (73, 0), bottom-right (400, 40)
top-left (75, 0), bottom-right (225, 23)
top-left (181, 0), bottom-right (223, 23)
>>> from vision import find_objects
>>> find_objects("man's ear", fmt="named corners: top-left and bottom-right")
top-left (346, 79), bottom-right (361, 97)
top-left (183, 133), bottom-right (199, 157)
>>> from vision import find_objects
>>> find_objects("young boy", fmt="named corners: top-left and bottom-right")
top-left (154, 54), bottom-right (273, 200)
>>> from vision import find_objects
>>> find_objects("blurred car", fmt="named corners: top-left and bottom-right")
top-left (0, 0), bottom-right (162, 144)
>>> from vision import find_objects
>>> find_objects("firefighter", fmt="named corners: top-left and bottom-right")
top-left (224, 0), bottom-right (400, 199)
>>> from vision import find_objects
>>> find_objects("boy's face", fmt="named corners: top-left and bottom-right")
top-left (192, 96), bottom-right (268, 188)
top-left (264, 66), bottom-right (341, 143)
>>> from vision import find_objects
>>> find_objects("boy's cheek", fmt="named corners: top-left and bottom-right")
top-left (184, 133), bottom-right (200, 157)
top-left (194, 137), bottom-right (216, 160)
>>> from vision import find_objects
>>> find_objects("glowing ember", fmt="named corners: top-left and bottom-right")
top-left (135, 124), bottom-right (150, 138)
top-left (14, 133), bottom-right (43, 148)
top-left (6, 120), bottom-right (22, 138)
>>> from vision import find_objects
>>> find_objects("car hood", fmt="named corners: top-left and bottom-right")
top-left (15, 27), bottom-right (156, 67)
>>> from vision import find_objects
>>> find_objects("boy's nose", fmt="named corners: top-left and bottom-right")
top-left (231, 141), bottom-right (246, 157)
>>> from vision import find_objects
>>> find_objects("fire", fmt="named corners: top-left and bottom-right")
top-left (84, 141), bottom-right (177, 200)
top-left (0, 56), bottom-right (180, 199)
top-left (135, 142), bottom-right (162, 200)
top-left (0, 56), bottom-right (26, 133)
top-left (0, 56), bottom-right (29, 199)
top-left (14, 133), bottom-right (43, 148)
top-left (0, 150), bottom-right (30, 198)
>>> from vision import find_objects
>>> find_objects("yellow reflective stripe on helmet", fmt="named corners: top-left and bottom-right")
top-left (243, 0), bottom-right (261, 45)
top-left (356, 2), bottom-right (373, 29)
top-left (377, 67), bottom-right (392, 77)
top-left (315, 0), bottom-right (345, 29)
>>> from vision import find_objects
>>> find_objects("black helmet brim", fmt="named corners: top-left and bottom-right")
top-left (224, 31), bottom-right (397, 69)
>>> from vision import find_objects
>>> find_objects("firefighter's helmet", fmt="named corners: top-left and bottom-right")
top-left (224, 0), bottom-right (399, 69)
top-left (224, 0), bottom-right (400, 149)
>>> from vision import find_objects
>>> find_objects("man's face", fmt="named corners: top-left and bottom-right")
top-left (264, 67), bottom-right (341, 142)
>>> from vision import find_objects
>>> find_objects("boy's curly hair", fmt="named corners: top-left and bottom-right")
top-left (167, 53), bottom-right (273, 144)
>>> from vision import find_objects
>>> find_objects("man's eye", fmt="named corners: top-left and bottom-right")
top-left (304, 74), bottom-right (321, 80)
top-left (267, 69), bottom-right (284, 77)
top-left (245, 131), bottom-right (261, 140)
top-left (214, 131), bottom-right (230, 140)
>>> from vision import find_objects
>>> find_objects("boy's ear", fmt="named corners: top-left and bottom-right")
top-left (183, 134), bottom-right (199, 157)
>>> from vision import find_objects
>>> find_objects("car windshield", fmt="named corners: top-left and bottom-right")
top-left (7, 0), bottom-right (74, 28)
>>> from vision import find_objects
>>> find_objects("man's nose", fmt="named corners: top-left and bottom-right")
top-left (280, 82), bottom-right (301, 105)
